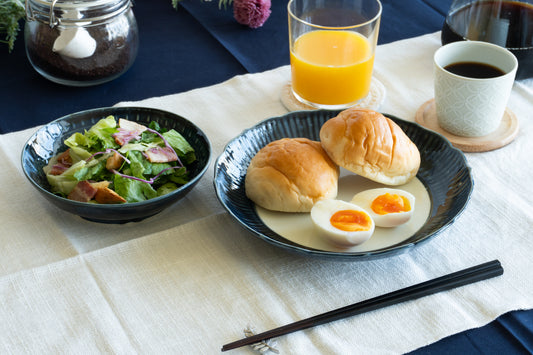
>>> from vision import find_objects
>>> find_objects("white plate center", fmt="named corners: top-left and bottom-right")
top-left (256, 169), bottom-right (431, 252)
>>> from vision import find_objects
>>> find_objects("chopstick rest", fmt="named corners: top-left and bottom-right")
top-left (222, 260), bottom-right (504, 352)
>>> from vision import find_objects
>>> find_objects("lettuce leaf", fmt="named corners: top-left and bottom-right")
top-left (113, 174), bottom-right (157, 203)
top-left (73, 159), bottom-right (108, 182)
top-left (126, 150), bottom-right (147, 178)
top-left (65, 116), bottom-right (118, 152)
top-left (126, 150), bottom-right (175, 179)
top-left (44, 157), bottom-right (111, 195)
top-left (169, 167), bottom-right (188, 185)
top-left (45, 160), bottom-right (87, 195)
top-left (118, 142), bottom-right (152, 154)
top-left (163, 130), bottom-right (196, 164)
top-left (69, 145), bottom-right (93, 162)
top-left (156, 182), bottom-right (178, 196)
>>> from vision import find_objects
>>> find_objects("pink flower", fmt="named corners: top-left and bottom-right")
top-left (233, 0), bottom-right (271, 29)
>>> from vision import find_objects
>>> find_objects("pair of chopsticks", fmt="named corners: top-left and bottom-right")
top-left (222, 259), bottom-right (503, 352)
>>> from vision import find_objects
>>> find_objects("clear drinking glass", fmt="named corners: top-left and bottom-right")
top-left (441, 0), bottom-right (533, 79)
top-left (288, 0), bottom-right (381, 109)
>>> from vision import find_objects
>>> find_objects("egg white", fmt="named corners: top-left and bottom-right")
top-left (351, 188), bottom-right (415, 228)
top-left (310, 199), bottom-right (375, 247)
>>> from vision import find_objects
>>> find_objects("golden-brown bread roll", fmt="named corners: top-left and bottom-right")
top-left (320, 108), bottom-right (420, 185)
top-left (245, 138), bottom-right (339, 212)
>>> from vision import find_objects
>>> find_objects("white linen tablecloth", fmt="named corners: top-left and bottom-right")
top-left (1, 32), bottom-right (532, 354)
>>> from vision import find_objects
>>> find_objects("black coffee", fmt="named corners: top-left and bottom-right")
top-left (443, 61), bottom-right (506, 78)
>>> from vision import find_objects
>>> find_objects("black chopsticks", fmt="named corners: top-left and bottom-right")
top-left (221, 259), bottom-right (503, 352)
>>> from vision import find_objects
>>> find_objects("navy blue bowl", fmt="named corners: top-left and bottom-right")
top-left (22, 107), bottom-right (211, 223)
top-left (214, 110), bottom-right (473, 261)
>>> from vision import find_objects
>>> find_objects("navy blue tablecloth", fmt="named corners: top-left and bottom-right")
top-left (1, 1), bottom-right (532, 353)
top-left (0, 0), bottom-right (452, 134)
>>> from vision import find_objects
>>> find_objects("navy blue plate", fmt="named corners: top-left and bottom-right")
top-left (22, 107), bottom-right (211, 223)
top-left (214, 110), bottom-right (473, 260)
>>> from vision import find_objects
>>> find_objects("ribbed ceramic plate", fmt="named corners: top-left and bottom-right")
top-left (214, 110), bottom-right (473, 260)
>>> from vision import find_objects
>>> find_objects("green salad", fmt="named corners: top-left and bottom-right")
top-left (43, 115), bottom-right (196, 204)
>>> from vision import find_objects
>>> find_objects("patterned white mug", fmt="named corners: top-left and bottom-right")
top-left (434, 41), bottom-right (518, 137)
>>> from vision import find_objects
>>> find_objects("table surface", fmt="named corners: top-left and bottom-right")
top-left (1, 0), bottom-right (532, 353)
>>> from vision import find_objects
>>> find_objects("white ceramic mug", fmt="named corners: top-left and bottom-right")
top-left (434, 41), bottom-right (518, 137)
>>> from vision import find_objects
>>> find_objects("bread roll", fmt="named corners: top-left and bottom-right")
top-left (320, 108), bottom-right (420, 185)
top-left (245, 138), bottom-right (339, 212)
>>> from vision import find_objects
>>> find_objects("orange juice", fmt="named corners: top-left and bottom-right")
top-left (290, 30), bottom-right (374, 106)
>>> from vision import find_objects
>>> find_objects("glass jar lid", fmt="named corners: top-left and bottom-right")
top-left (25, 0), bottom-right (132, 28)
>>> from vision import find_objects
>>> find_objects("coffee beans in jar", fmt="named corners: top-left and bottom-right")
top-left (24, 0), bottom-right (139, 86)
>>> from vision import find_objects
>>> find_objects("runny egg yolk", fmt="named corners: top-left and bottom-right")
top-left (371, 193), bottom-right (411, 215)
top-left (330, 210), bottom-right (372, 232)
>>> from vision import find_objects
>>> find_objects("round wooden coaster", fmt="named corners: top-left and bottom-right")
top-left (415, 99), bottom-right (519, 153)
top-left (280, 77), bottom-right (386, 112)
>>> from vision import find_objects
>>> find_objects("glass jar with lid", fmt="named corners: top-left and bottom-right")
top-left (24, 0), bottom-right (139, 86)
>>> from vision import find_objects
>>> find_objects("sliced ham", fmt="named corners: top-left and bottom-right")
top-left (67, 181), bottom-right (98, 202)
top-left (143, 146), bottom-right (178, 163)
top-left (113, 119), bottom-right (147, 145)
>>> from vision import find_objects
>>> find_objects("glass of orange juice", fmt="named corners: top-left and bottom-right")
top-left (288, 0), bottom-right (382, 109)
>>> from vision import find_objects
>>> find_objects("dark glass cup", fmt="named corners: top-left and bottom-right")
top-left (441, 0), bottom-right (533, 80)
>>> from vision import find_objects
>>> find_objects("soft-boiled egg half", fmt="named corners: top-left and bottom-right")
top-left (351, 188), bottom-right (415, 228)
top-left (310, 199), bottom-right (375, 247)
